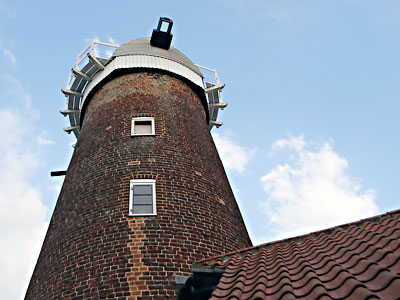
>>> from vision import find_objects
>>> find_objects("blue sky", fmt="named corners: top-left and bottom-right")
top-left (1, 1), bottom-right (399, 299)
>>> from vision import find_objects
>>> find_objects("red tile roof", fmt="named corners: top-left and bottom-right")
top-left (195, 210), bottom-right (400, 300)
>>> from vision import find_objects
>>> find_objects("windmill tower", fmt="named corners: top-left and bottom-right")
top-left (25, 18), bottom-right (251, 300)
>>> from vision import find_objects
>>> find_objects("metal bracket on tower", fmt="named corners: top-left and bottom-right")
top-left (61, 88), bottom-right (83, 97)
top-left (71, 67), bottom-right (92, 82)
top-left (208, 102), bottom-right (227, 108)
top-left (50, 170), bottom-right (67, 176)
top-left (60, 109), bottom-right (80, 116)
top-left (63, 125), bottom-right (79, 134)
top-left (209, 120), bottom-right (223, 128)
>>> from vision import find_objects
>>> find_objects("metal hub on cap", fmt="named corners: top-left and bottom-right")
top-left (150, 17), bottom-right (173, 49)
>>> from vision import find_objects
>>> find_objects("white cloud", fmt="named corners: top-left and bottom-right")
top-left (3, 74), bottom-right (35, 112)
top-left (0, 39), bottom-right (17, 66)
top-left (260, 135), bottom-right (378, 241)
top-left (37, 130), bottom-right (55, 145)
top-left (0, 78), bottom-right (48, 299)
top-left (83, 36), bottom-right (118, 59)
top-left (212, 132), bottom-right (255, 173)
top-left (251, 236), bottom-right (269, 247)
top-left (271, 133), bottom-right (306, 152)
top-left (108, 36), bottom-right (118, 44)
top-left (37, 136), bottom-right (54, 145)
top-left (84, 36), bottom-right (100, 45)
top-left (49, 177), bottom-right (63, 193)
top-left (2, 47), bottom-right (17, 65)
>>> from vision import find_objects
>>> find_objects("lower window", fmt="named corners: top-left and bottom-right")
top-left (129, 179), bottom-right (156, 216)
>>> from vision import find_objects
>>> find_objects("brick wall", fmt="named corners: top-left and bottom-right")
top-left (25, 71), bottom-right (252, 300)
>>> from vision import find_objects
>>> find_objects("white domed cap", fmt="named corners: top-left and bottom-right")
top-left (82, 37), bottom-right (205, 105)
top-left (113, 37), bottom-right (203, 77)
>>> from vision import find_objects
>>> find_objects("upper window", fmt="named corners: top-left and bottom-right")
top-left (131, 117), bottom-right (155, 136)
top-left (129, 179), bottom-right (156, 216)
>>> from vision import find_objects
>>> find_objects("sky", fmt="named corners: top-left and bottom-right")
top-left (0, 1), bottom-right (399, 299)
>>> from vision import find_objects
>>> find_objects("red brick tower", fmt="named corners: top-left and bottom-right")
top-left (25, 18), bottom-right (251, 300)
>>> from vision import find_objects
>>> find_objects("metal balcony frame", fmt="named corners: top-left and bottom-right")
top-left (61, 40), bottom-right (118, 138)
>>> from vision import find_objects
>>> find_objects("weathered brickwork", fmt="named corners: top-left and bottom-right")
top-left (25, 71), bottom-right (251, 300)
top-left (126, 218), bottom-right (149, 299)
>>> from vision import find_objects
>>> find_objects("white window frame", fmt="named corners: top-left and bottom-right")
top-left (131, 117), bottom-right (155, 136)
top-left (129, 179), bottom-right (157, 216)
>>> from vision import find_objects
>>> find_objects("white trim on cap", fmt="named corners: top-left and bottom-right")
top-left (82, 55), bottom-right (204, 107)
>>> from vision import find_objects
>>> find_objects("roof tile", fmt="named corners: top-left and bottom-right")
top-left (196, 210), bottom-right (400, 300)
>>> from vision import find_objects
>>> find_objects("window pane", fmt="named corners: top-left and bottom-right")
top-left (133, 185), bottom-right (152, 195)
top-left (133, 195), bottom-right (153, 205)
top-left (132, 204), bottom-right (153, 214)
top-left (134, 121), bottom-right (152, 134)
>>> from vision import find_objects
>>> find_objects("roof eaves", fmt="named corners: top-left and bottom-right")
top-left (197, 208), bottom-right (400, 267)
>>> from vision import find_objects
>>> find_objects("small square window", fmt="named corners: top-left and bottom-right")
top-left (131, 117), bottom-right (155, 136)
top-left (129, 179), bottom-right (156, 216)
